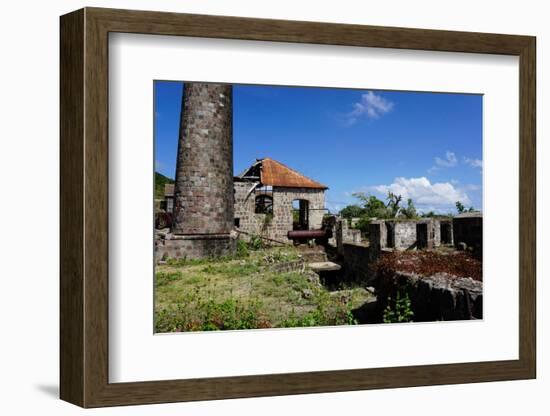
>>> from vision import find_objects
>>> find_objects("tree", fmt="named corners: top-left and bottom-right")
top-left (352, 193), bottom-right (390, 218)
top-left (400, 198), bottom-right (418, 219)
top-left (386, 192), bottom-right (403, 218)
top-left (339, 193), bottom-right (389, 238)
top-left (354, 216), bottom-right (371, 236)
top-left (455, 201), bottom-right (466, 214)
top-left (340, 204), bottom-right (365, 220)
top-left (344, 192), bottom-right (420, 223)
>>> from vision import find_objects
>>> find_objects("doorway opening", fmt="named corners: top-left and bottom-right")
top-left (292, 199), bottom-right (309, 230)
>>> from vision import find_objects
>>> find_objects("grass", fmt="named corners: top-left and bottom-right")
top-left (155, 245), bottom-right (373, 332)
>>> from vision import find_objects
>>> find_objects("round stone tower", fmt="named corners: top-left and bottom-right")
top-left (170, 82), bottom-right (235, 258)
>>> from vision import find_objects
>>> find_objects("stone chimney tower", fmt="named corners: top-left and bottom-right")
top-left (170, 82), bottom-right (235, 258)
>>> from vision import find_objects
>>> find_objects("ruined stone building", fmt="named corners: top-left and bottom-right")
top-left (234, 158), bottom-right (328, 243)
top-left (369, 218), bottom-right (454, 251)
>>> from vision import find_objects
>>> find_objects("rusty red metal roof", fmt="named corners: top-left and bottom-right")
top-left (259, 158), bottom-right (328, 190)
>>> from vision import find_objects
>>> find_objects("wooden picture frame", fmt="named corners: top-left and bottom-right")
top-left (60, 7), bottom-right (536, 408)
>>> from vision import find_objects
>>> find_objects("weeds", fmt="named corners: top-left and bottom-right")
top-left (156, 296), bottom-right (271, 332)
top-left (236, 239), bottom-right (250, 258)
top-left (155, 246), bottom-right (370, 332)
top-left (155, 271), bottom-right (182, 287)
top-left (382, 290), bottom-right (414, 323)
top-left (247, 235), bottom-right (265, 251)
top-left (200, 262), bottom-right (260, 277)
top-left (281, 291), bottom-right (358, 328)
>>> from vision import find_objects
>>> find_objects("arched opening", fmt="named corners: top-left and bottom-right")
top-left (292, 199), bottom-right (309, 230)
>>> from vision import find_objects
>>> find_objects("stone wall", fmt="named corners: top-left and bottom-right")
top-left (433, 219), bottom-right (441, 247)
top-left (234, 184), bottom-right (325, 244)
top-left (370, 220), bottom-right (389, 249)
top-left (268, 259), bottom-right (306, 274)
top-left (335, 219), bottom-right (362, 254)
top-left (341, 220), bottom-right (362, 244)
top-left (392, 221), bottom-right (417, 250)
top-left (369, 219), bottom-right (452, 251)
top-left (415, 222), bottom-right (432, 249)
top-left (234, 181), bottom-right (264, 237)
top-left (156, 233), bottom-right (236, 261)
top-left (342, 243), bottom-right (376, 284)
top-left (376, 271), bottom-right (483, 321)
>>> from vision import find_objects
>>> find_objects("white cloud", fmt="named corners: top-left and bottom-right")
top-left (345, 91), bottom-right (394, 125)
top-left (373, 176), bottom-right (471, 209)
top-left (464, 157), bottom-right (483, 169)
top-left (429, 151), bottom-right (457, 173)
top-left (435, 151), bottom-right (458, 167)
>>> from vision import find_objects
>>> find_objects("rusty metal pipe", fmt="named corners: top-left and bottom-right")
top-left (287, 229), bottom-right (327, 239)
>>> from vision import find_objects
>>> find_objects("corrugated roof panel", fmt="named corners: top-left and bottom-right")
top-left (260, 158), bottom-right (328, 190)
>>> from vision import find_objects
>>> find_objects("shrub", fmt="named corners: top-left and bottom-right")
top-left (248, 234), bottom-right (264, 251)
top-left (383, 290), bottom-right (414, 323)
top-left (236, 239), bottom-right (250, 258)
top-left (354, 215), bottom-right (371, 237)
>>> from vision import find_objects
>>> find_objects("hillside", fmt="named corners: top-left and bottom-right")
top-left (155, 172), bottom-right (174, 199)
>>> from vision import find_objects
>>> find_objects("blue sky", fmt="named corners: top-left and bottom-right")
top-left (154, 81), bottom-right (482, 214)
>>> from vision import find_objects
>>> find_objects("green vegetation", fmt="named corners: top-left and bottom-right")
top-left (455, 200), bottom-right (476, 214)
top-left (352, 193), bottom-right (390, 219)
top-left (340, 205), bottom-right (365, 222)
top-left (340, 191), bottom-right (420, 237)
top-left (155, 171), bottom-right (174, 199)
top-left (382, 290), bottom-right (414, 323)
top-left (155, 245), bottom-right (372, 332)
top-left (400, 198), bottom-right (417, 219)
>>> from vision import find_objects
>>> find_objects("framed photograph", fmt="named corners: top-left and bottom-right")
top-left (60, 7), bottom-right (536, 408)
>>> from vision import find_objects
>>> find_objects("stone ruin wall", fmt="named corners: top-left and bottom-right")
top-left (376, 271), bottom-right (483, 321)
top-left (392, 222), bottom-right (418, 250)
top-left (335, 219), bottom-right (362, 255)
top-left (342, 243), bottom-right (377, 285)
top-left (370, 218), bottom-right (450, 251)
top-left (234, 183), bottom-right (325, 244)
top-left (342, 221), bottom-right (362, 245)
top-left (156, 234), bottom-right (236, 261)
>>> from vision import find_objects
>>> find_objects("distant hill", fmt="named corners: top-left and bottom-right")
top-left (155, 172), bottom-right (174, 199)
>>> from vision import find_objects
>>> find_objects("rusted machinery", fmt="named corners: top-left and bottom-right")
top-left (287, 215), bottom-right (336, 245)
top-left (287, 229), bottom-right (331, 245)
top-left (287, 229), bottom-right (327, 240)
